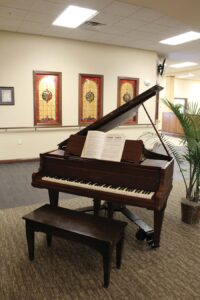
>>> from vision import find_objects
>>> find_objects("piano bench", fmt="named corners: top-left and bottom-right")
top-left (23, 204), bottom-right (127, 288)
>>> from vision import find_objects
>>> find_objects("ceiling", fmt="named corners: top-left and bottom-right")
top-left (1, 0), bottom-right (200, 79)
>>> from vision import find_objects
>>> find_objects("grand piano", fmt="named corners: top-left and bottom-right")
top-left (32, 85), bottom-right (174, 248)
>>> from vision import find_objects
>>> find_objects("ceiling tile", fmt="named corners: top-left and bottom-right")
top-left (154, 16), bottom-right (186, 27)
top-left (67, 28), bottom-right (96, 40)
top-left (24, 11), bottom-right (55, 24)
top-left (17, 20), bottom-right (48, 34)
top-left (87, 31), bottom-right (119, 43)
top-left (116, 18), bottom-right (145, 30)
top-left (30, 0), bottom-right (66, 15)
top-left (43, 24), bottom-right (72, 35)
top-left (91, 12), bottom-right (123, 25)
top-left (138, 23), bottom-right (173, 33)
top-left (96, 24), bottom-right (131, 35)
top-left (0, 0), bottom-right (34, 10)
top-left (131, 7), bottom-right (163, 22)
top-left (0, 23), bottom-right (19, 31)
top-left (0, 15), bottom-right (22, 27)
top-left (0, 6), bottom-right (28, 18)
top-left (102, 0), bottom-right (140, 17)
top-left (67, 0), bottom-right (113, 10)
top-left (42, 25), bottom-right (73, 39)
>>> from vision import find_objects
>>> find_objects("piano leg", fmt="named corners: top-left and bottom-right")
top-left (48, 189), bottom-right (59, 207)
top-left (93, 198), bottom-right (101, 216)
top-left (107, 202), bottom-right (114, 219)
top-left (153, 207), bottom-right (165, 248)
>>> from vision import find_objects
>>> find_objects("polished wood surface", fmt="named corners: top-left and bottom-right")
top-left (33, 141), bottom-right (173, 211)
top-left (23, 204), bottom-right (127, 288)
top-left (162, 112), bottom-right (183, 135)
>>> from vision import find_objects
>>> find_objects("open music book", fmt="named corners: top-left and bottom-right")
top-left (81, 131), bottom-right (126, 162)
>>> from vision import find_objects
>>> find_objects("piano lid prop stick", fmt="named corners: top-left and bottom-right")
top-left (142, 103), bottom-right (171, 158)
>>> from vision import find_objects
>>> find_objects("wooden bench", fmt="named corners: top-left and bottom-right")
top-left (23, 204), bottom-right (127, 288)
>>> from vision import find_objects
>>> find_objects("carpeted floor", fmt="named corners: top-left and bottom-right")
top-left (1, 182), bottom-right (200, 300)
top-left (0, 161), bottom-right (76, 209)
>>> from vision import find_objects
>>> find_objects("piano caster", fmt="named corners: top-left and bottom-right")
top-left (148, 240), bottom-right (159, 249)
top-left (135, 228), bottom-right (158, 248)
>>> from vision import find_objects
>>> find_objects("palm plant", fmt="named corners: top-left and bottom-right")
top-left (141, 99), bottom-right (200, 202)
top-left (162, 99), bottom-right (200, 202)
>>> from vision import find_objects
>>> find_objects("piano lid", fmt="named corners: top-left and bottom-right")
top-left (58, 84), bottom-right (163, 150)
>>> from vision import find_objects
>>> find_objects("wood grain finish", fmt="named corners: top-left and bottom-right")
top-left (162, 112), bottom-right (183, 135)
top-left (23, 204), bottom-right (127, 288)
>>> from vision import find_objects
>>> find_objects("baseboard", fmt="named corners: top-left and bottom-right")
top-left (0, 158), bottom-right (39, 164)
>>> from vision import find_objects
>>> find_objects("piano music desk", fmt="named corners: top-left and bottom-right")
top-left (23, 204), bottom-right (127, 288)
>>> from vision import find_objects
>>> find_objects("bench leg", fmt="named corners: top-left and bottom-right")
top-left (102, 245), bottom-right (113, 288)
top-left (116, 235), bottom-right (125, 269)
top-left (107, 202), bottom-right (114, 219)
top-left (25, 221), bottom-right (35, 261)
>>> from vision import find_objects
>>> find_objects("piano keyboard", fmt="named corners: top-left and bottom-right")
top-left (42, 176), bottom-right (155, 200)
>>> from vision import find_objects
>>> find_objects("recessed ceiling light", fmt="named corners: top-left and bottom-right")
top-left (169, 62), bottom-right (198, 68)
top-left (52, 5), bottom-right (98, 28)
top-left (160, 31), bottom-right (200, 45)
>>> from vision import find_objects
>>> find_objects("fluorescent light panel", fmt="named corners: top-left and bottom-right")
top-left (53, 5), bottom-right (98, 28)
top-left (177, 73), bottom-right (194, 78)
top-left (160, 31), bottom-right (200, 45)
top-left (169, 62), bottom-right (198, 68)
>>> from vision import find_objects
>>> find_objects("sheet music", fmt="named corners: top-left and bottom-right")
top-left (81, 131), bottom-right (125, 162)
top-left (81, 131), bottom-right (105, 159)
top-left (100, 134), bottom-right (125, 161)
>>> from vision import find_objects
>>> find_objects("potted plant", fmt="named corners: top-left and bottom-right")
top-left (162, 99), bottom-right (200, 224)
top-left (141, 99), bottom-right (200, 224)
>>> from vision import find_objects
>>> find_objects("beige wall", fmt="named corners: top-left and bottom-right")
top-left (0, 31), bottom-right (158, 160)
top-left (174, 79), bottom-right (200, 102)
top-left (158, 77), bottom-right (200, 130)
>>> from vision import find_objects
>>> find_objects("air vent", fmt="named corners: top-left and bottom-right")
top-left (83, 21), bottom-right (105, 27)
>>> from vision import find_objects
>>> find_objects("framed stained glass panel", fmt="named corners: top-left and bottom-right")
top-left (79, 74), bottom-right (103, 126)
top-left (117, 77), bottom-right (139, 124)
top-left (33, 71), bottom-right (62, 126)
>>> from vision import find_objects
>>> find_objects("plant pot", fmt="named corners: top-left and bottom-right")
top-left (181, 200), bottom-right (200, 224)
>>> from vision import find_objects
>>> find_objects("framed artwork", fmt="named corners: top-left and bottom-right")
top-left (79, 74), bottom-right (103, 126)
top-left (0, 87), bottom-right (14, 105)
top-left (117, 77), bottom-right (139, 124)
top-left (33, 71), bottom-right (62, 126)
top-left (174, 97), bottom-right (187, 113)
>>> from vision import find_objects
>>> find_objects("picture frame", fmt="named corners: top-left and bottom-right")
top-left (117, 77), bottom-right (139, 124)
top-left (174, 97), bottom-right (187, 113)
top-left (33, 71), bottom-right (62, 126)
top-left (79, 74), bottom-right (103, 126)
top-left (0, 87), bottom-right (14, 105)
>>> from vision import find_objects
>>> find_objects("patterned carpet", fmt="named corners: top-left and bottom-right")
top-left (1, 182), bottom-right (200, 300)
